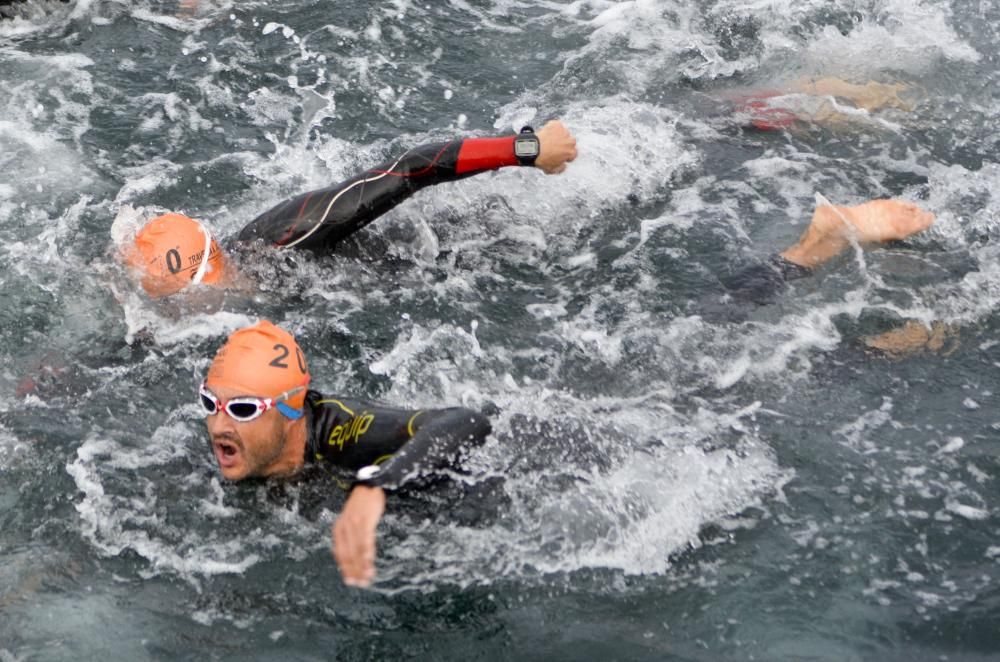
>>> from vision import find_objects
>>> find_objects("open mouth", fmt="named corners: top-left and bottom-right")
top-left (213, 439), bottom-right (241, 469)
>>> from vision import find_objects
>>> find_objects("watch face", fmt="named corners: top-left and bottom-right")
top-left (514, 138), bottom-right (539, 157)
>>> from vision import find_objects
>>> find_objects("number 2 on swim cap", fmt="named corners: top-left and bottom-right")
top-left (267, 344), bottom-right (307, 374)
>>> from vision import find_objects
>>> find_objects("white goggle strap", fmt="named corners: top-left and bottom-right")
top-left (190, 220), bottom-right (214, 285)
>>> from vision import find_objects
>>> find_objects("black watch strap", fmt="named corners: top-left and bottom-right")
top-left (513, 125), bottom-right (540, 166)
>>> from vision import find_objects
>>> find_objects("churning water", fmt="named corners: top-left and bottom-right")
top-left (1, 0), bottom-right (998, 659)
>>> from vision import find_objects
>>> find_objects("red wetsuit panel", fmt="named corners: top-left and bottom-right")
top-left (734, 90), bottom-right (800, 131)
top-left (455, 136), bottom-right (518, 174)
top-left (239, 136), bottom-right (523, 250)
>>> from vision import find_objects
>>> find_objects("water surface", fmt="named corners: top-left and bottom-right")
top-left (1, 0), bottom-right (998, 659)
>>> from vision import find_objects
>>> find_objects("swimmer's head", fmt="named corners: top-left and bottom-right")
top-left (127, 213), bottom-right (228, 297)
top-left (205, 320), bottom-right (310, 416)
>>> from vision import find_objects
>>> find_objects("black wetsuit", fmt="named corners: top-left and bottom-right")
top-left (231, 131), bottom-right (812, 306)
top-left (724, 254), bottom-right (813, 304)
top-left (302, 391), bottom-right (491, 490)
top-left (681, 253), bottom-right (814, 324)
top-left (237, 136), bottom-right (523, 251)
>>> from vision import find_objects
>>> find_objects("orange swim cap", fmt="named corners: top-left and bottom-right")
top-left (129, 213), bottom-right (227, 297)
top-left (206, 320), bottom-right (311, 410)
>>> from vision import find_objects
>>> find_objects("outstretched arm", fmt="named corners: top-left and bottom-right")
top-left (331, 407), bottom-right (491, 587)
top-left (791, 77), bottom-right (913, 112)
top-left (724, 199), bottom-right (934, 304)
top-left (238, 120), bottom-right (577, 250)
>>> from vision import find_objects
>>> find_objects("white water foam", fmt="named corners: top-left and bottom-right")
top-left (0, 0), bottom-right (987, 631)
top-left (377, 432), bottom-right (787, 588)
top-left (65, 422), bottom-right (302, 581)
top-left (348, 313), bottom-right (791, 587)
top-left (797, 0), bottom-right (980, 74)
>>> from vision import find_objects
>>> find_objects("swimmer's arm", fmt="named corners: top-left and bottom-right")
top-left (331, 407), bottom-right (491, 587)
top-left (236, 121), bottom-right (576, 250)
top-left (333, 485), bottom-right (385, 588)
top-left (450, 120), bottom-right (577, 176)
top-left (353, 407), bottom-right (492, 491)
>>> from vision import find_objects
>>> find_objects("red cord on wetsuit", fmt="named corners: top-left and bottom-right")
top-left (455, 136), bottom-right (519, 175)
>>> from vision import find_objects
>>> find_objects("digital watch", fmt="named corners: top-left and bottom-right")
top-left (513, 125), bottom-right (540, 166)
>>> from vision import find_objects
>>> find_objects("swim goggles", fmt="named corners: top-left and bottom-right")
top-left (199, 382), bottom-right (305, 421)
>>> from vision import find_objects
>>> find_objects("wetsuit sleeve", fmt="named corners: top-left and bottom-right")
top-left (354, 408), bottom-right (492, 491)
top-left (722, 254), bottom-right (812, 304)
top-left (236, 136), bottom-right (521, 251)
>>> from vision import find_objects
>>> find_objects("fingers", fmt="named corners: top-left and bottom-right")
top-left (332, 516), bottom-right (377, 588)
top-left (331, 486), bottom-right (385, 588)
top-left (535, 119), bottom-right (578, 174)
top-left (538, 119), bottom-right (567, 136)
top-left (549, 120), bottom-right (578, 162)
top-left (338, 522), bottom-right (375, 588)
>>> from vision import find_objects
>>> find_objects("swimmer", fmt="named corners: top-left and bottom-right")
top-left (775, 200), bottom-right (979, 362)
top-left (730, 77), bottom-right (916, 131)
top-left (200, 320), bottom-right (491, 588)
top-left (126, 121), bottom-right (578, 297)
top-left (718, 197), bottom-right (952, 357)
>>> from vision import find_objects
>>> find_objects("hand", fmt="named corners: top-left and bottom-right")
top-left (534, 120), bottom-right (578, 174)
top-left (781, 199), bottom-right (934, 268)
top-left (331, 485), bottom-right (386, 588)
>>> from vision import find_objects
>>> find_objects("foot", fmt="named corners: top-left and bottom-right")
top-left (862, 320), bottom-right (956, 358)
top-left (822, 200), bottom-right (935, 244)
top-left (781, 199), bottom-right (934, 268)
top-left (853, 82), bottom-right (913, 112)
